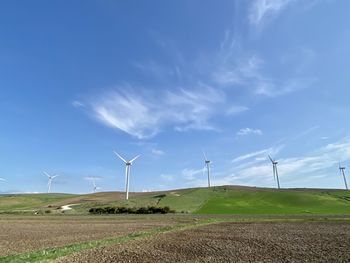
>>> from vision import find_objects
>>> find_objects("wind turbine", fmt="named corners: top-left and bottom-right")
top-left (114, 151), bottom-right (140, 200)
top-left (268, 155), bottom-right (280, 189)
top-left (92, 179), bottom-right (101, 193)
top-left (43, 171), bottom-right (59, 193)
top-left (202, 151), bottom-right (211, 188)
top-left (339, 163), bottom-right (348, 190)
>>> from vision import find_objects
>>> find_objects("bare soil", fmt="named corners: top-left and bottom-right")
top-left (0, 216), bottom-right (176, 257)
top-left (55, 222), bottom-right (350, 263)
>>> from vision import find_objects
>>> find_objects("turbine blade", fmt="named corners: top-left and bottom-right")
top-left (43, 171), bottom-right (51, 178)
top-left (52, 175), bottom-right (59, 179)
top-left (130, 154), bottom-right (141, 163)
top-left (114, 151), bottom-right (127, 163)
top-left (268, 155), bottom-right (274, 163)
top-left (202, 150), bottom-right (208, 161)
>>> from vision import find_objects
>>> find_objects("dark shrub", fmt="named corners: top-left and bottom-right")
top-left (88, 206), bottom-right (175, 214)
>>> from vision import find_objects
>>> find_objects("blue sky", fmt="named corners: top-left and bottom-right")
top-left (1, 0), bottom-right (350, 194)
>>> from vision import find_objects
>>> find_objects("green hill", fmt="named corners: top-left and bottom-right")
top-left (1, 186), bottom-right (350, 215)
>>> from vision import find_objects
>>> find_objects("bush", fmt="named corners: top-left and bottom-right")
top-left (88, 206), bottom-right (175, 215)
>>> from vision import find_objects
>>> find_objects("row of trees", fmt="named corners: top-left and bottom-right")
top-left (89, 206), bottom-right (175, 214)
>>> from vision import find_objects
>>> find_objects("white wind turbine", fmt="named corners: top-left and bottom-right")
top-left (339, 162), bottom-right (348, 190)
top-left (202, 151), bottom-right (211, 188)
top-left (114, 151), bottom-right (140, 200)
top-left (92, 179), bottom-right (101, 193)
top-left (43, 171), bottom-right (59, 193)
top-left (268, 155), bottom-right (280, 189)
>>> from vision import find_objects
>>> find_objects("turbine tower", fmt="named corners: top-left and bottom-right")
top-left (114, 151), bottom-right (140, 200)
top-left (339, 163), bottom-right (348, 190)
top-left (43, 171), bottom-right (59, 193)
top-left (268, 155), bottom-right (280, 189)
top-left (203, 151), bottom-right (211, 188)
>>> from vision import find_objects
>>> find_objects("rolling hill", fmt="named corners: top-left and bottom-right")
top-left (1, 186), bottom-right (350, 215)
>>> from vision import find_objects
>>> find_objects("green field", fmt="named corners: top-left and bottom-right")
top-left (1, 186), bottom-right (350, 215)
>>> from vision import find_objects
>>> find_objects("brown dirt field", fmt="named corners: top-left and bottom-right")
top-left (0, 216), bottom-right (178, 257)
top-left (54, 222), bottom-right (350, 263)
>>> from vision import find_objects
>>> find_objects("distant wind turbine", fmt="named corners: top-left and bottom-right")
top-left (339, 163), bottom-right (348, 190)
top-left (92, 179), bottom-right (101, 193)
top-left (202, 151), bottom-right (211, 188)
top-left (268, 155), bottom-right (280, 189)
top-left (43, 171), bottom-right (59, 193)
top-left (114, 151), bottom-right (140, 200)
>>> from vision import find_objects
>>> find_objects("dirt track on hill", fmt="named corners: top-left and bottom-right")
top-left (55, 222), bottom-right (350, 263)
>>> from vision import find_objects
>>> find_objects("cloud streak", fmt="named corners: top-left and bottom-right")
top-left (237, 128), bottom-right (263, 136)
top-left (249, 0), bottom-right (293, 25)
top-left (225, 137), bottom-right (350, 188)
top-left (90, 85), bottom-right (227, 139)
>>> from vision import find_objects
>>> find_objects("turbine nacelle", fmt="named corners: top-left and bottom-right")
top-left (114, 151), bottom-right (140, 165)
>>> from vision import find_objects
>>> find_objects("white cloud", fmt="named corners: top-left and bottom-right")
top-left (90, 85), bottom-right (226, 139)
top-left (72, 100), bottom-right (85, 108)
top-left (226, 105), bottom-right (249, 116)
top-left (249, 0), bottom-right (293, 25)
top-left (182, 168), bottom-right (203, 181)
top-left (83, 176), bottom-right (102, 181)
top-left (254, 78), bottom-right (316, 97)
top-left (237, 128), bottom-right (263, 136)
top-left (232, 145), bottom-right (283, 163)
top-left (212, 41), bottom-right (312, 98)
top-left (221, 137), bottom-right (350, 188)
top-left (152, 149), bottom-right (165, 156)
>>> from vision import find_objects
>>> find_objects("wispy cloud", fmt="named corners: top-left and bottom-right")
top-left (237, 128), bottom-right (263, 136)
top-left (211, 28), bottom-right (317, 98)
top-left (90, 85), bottom-right (226, 139)
top-left (72, 100), bottom-right (85, 108)
top-left (76, 8), bottom-right (317, 139)
top-left (152, 149), bottom-right (165, 156)
top-left (0, 178), bottom-right (6, 182)
top-left (249, 0), bottom-right (293, 25)
top-left (182, 168), bottom-right (203, 181)
top-left (223, 137), bottom-right (350, 188)
top-left (226, 105), bottom-right (249, 116)
top-left (83, 176), bottom-right (102, 181)
top-left (232, 145), bottom-right (284, 163)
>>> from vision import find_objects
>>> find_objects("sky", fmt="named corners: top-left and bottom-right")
top-left (1, 0), bottom-right (350, 194)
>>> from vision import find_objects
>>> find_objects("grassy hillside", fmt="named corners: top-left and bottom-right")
top-left (195, 188), bottom-right (350, 214)
top-left (1, 186), bottom-right (350, 215)
top-left (0, 193), bottom-right (75, 212)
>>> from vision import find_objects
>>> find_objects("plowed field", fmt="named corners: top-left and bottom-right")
top-left (55, 222), bottom-right (350, 263)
